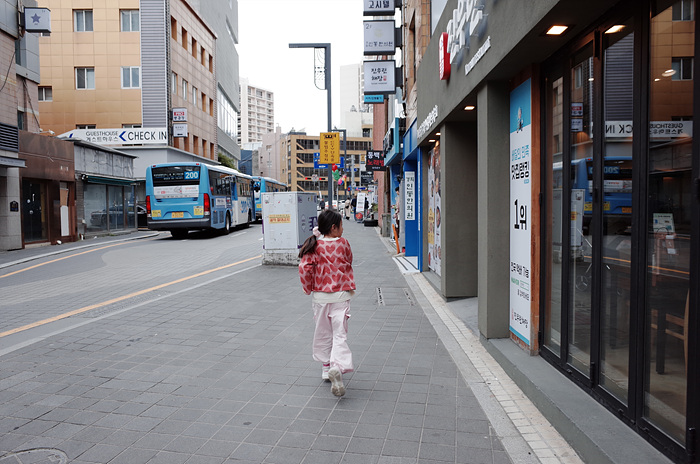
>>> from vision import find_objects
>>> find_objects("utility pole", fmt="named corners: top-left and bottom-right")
top-left (289, 43), bottom-right (332, 206)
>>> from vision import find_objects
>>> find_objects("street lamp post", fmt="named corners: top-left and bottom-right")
top-left (289, 43), bottom-right (332, 207)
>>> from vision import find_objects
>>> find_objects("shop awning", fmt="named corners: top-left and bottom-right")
top-left (0, 155), bottom-right (25, 168)
top-left (81, 174), bottom-right (136, 186)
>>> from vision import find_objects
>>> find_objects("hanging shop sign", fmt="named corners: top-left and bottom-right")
top-left (509, 79), bottom-right (532, 347)
top-left (364, 94), bottom-right (384, 104)
top-left (23, 8), bottom-right (51, 33)
top-left (313, 153), bottom-right (345, 170)
top-left (172, 108), bottom-right (187, 122)
top-left (173, 123), bottom-right (188, 138)
top-left (363, 60), bottom-right (397, 95)
top-left (363, 0), bottom-right (397, 16)
top-left (417, 105), bottom-right (438, 139)
top-left (364, 20), bottom-right (399, 55)
top-left (366, 150), bottom-right (385, 171)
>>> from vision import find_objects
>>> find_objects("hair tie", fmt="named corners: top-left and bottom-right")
top-left (312, 227), bottom-right (321, 238)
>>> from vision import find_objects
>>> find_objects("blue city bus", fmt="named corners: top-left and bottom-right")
top-left (252, 176), bottom-right (287, 221)
top-left (145, 162), bottom-right (254, 238)
top-left (571, 156), bottom-right (633, 216)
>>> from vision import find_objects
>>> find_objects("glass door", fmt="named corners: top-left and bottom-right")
top-left (643, 0), bottom-right (694, 444)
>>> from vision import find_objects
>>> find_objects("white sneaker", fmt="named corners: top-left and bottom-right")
top-left (328, 367), bottom-right (345, 397)
top-left (321, 364), bottom-right (330, 380)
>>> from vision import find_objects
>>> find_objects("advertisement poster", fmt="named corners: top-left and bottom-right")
top-left (428, 145), bottom-right (442, 276)
top-left (509, 79), bottom-right (532, 346)
top-left (404, 171), bottom-right (415, 221)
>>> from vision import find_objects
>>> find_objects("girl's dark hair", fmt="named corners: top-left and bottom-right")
top-left (299, 209), bottom-right (343, 257)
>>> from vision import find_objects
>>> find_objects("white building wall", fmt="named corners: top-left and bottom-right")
top-left (238, 77), bottom-right (275, 145)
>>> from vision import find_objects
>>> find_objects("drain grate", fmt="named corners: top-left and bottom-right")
top-left (376, 287), bottom-right (415, 306)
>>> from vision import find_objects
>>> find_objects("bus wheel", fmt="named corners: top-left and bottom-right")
top-left (224, 213), bottom-right (231, 235)
top-left (171, 229), bottom-right (188, 240)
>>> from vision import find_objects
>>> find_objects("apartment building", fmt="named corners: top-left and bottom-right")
top-left (238, 77), bottom-right (274, 146)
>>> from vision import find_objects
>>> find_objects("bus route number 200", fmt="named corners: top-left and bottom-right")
top-left (184, 171), bottom-right (199, 180)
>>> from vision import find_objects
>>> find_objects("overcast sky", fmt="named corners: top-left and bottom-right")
top-left (237, 0), bottom-right (365, 137)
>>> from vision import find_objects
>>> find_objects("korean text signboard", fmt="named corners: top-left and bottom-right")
top-left (366, 150), bottom-right (385, 171)
top-left (363, 60), bottom-right (396, 95)
top-left (364, 20), bottom-right (396, 55)
top-left (404, 171), bottom-right (415, 221)
top-left (509, 79), bottom-right (532, 346)
top-left (319, 132), bottom-right (340, 164)
top-left (363, 0), bottom-right (395, 15)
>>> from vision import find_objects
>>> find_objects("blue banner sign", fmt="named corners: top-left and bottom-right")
top-left (314, 153), bottom-right (345, 169)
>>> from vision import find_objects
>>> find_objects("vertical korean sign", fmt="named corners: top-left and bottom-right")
top-left (509, 79), bottom-right (532, 346)
top-left (320, 132), bottom-right (340, 164)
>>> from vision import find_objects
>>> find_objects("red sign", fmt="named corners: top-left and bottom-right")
top-left (439, 32), bottom-right (451, 80)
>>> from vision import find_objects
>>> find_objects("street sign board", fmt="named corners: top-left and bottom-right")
top-left (320, 132), bottom-right (340, 164)
top-left (172, 107), bottom-right (187, 122)
top-left (363, 0), bottom-right (395, 15)
top-left (173, 123), bottom-right (188, 138)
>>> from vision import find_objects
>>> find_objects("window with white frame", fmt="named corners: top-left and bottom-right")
top-left (673, 0), bottom-right (694, 21)
top-left (76, 67), bottom-right (95, 89)
top-left (171, 72), bottom-right (177, 94)
top-left (672, 57), bottom-right (694, 80)
top-left (192, 86), bottom-right (198, 106)
top-left (120, 10), bottom-right (140, 32)
top-left (38, 86), bottom-right (52, 101)
top-left (182, 79), bottom-right (188, 101)
top-left (74, 10), bottom-right (93, 32)
top-left (121, 66), bottom-right (140, 88)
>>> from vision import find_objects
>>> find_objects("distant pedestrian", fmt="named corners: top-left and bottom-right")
top-left (344, 198), bottom-right (351, 220)
top-left (351, 196), bottom-right (357, 218)
top-left (298, 209), bottom-right (355, 397)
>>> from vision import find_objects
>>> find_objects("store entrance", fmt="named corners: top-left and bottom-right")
top-left (22, 179), bottom-right (47, 243)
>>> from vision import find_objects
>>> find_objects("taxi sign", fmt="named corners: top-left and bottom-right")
top-left (320, 132), bottom-right (340, 164)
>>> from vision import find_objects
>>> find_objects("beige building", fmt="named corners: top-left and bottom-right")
top-left (280, 132), bottom-right (372, 201)
top-left (37, 0), bottom-right (217, 161)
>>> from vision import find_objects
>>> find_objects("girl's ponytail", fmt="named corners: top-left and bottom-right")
top-left (298, 226), bottom-right (321, 257)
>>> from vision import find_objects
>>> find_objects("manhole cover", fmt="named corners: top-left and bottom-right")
top-left (0, 448), bottom-right (68, 464)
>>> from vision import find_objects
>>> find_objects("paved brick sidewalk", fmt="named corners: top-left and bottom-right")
top-left (0, 221), bottom-right (525, 464)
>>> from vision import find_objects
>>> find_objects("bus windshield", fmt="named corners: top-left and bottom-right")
top-left (151, 165), bottom-right (201, 198)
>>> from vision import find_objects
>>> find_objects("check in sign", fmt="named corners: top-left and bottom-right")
top-left (320, 132), bottom-right (340, 164)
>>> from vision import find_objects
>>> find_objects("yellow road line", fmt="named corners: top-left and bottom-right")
top-left (0, 255), bottom-right (261, 338)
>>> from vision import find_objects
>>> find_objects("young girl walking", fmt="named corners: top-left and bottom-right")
top-left (299, 209), bottom-right (355, 397)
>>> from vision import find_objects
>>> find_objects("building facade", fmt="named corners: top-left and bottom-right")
top-left (396, 0), bottom-right (698, 462)
top-left (237, 77), bottom-right (274, 146)
top-left (37, 0), bottom-right (218, 162)
top-left (280, 132), bottom-right (372, 202)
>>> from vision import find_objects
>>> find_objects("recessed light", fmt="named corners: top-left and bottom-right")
top-left (428, 139), bottom-right (436, 143)
top-left (464, 105), bottom-right (475, 111)
top-left (654, 78), bottom-right (660, 82)
top-left (588, 77), bottom-right (594, 82)
top-left (605, 25), bottom-right (625, 34)
top-left (662, 69), bottom-right (676, 77)
top-left (546, 25), bottom-right (568, 35)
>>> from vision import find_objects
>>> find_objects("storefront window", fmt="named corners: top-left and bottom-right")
top-left (85, 183), bottom-right (108, 233)
top-left (544, 74), bottom-right (564, 356)
top-left (644, 1), bottom-right (693, 443)
top-left (108, 185), bottom-right (125, 231)
top-left (568, 43), bottom-right (595, 376)
top-left (600, 19), bottom-right (635, 404)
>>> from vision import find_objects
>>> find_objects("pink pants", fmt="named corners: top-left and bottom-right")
top-left (312, 300), bottom-right (353, 374)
